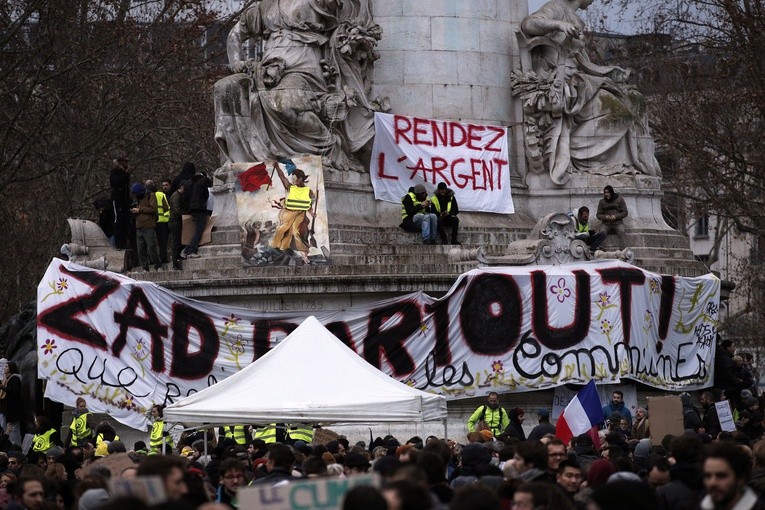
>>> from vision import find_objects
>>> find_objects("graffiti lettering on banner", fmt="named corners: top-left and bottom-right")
top-left (36, 259), bottom-right (719, 430)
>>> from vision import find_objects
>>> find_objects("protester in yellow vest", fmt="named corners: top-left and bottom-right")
top-left (156, 179), bottom-right (172, 266)
top-left (221, 424), bottom-right (249, 446)
top-left (31, 415), bottom-right (60, 453)
top-left (252, 424), bottom-right (277, 444)
top-left (269, 162), bottom-right (314, 264)
top-left (286, 423), bottom-right (313, 444)
top-left (94, 420), bottom-right (120, 448)
top-left (67, 397), bottom-right (95, 447)
top-left (149, 404), bottom-right (175, 454)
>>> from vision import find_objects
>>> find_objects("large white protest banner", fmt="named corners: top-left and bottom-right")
top-left (370, 112), bottom-right (513, 213)
top-left (37, 259), bottom-right (718, 429)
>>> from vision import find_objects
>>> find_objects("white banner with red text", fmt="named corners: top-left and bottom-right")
top-left (37, 259), bottom-right (718, 429)
top-left (370, 112), bottom-right (513, 213)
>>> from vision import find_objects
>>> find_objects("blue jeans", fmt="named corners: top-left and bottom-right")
top-left (412, 213), bottom-right (438, 242)
top-left (185, 212), bottom-right (208, 254)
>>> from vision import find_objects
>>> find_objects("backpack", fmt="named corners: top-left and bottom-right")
top-left (479, 405), bottom-right (507, 423)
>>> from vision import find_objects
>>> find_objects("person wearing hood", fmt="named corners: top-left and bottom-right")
top-left (503, 408), bottom-right (527, 441)
top-left (449, 443), bottom-right (492, 490)
top-left (430, 182), bottom-right (460, 245)
top-left (656, 435), bottom-right (705, 510)
top-left (596, 185), bottom-right (628, 249)
top-left (602, 390), bottom-right (632, 428)
top-left (681, 392), bottom-right (702, 432)
top-left (130, 182), bottom-right (161, 271)
top-left (571, 433), bottom-right (599, 479)
top-left (528, 408), bottom-right (556, 441)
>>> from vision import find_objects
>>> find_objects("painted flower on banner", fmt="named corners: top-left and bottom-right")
top-left (649, 278), bottom-right (661, 294)
top-left (550, 278), bottom-right (571, 303)
top-left (41, 278), bottom-right (69, 302)
top-left (119, 394), bottom-right (138, 411)
top-left (131, 339), bottom-right (150, 377)
top-left (229, 335), bottom-right (246, 354)
top-left (225, 335), bottom-right (248, 369)
top-left (222, 314), bottom-right (240, 337)
top-left (404, 378), bottom-right (416, 387)
top-left (596, 292), bottom-right (618, 320)
top-left (41, 339), bottom-right (57, 355)
top-left (601, 319), bottom-right (613, 344)
top-left (492, 360), bottom-right (504, 374)
top-left (642, 310), bottom-right (654, 333)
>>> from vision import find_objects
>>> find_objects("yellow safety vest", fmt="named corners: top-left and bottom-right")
top-left (150, 420), bottom-right (174, 452)
top-left (224, 425), bottom-right (248, 445)
top-left (96, 432), bottom-right (120, 448)
top-left (401, 192), bottom-right (422, 219)
top-left (252, 424), bottom-right (277, 444)
top-left (156, 191), bottom-right (170, 223)
top-left (430, 194), bottom-right (453, 214)
top-left (575, 218), bottom-right (589, 234)
top-left (70, 412), bottom-right (93, 446)
top-left (287, 424), bottom-right (313, 443)
top-left (32, 429), bottom-right (57, 453)
top-left (285, 185), bottom-right (311, 211)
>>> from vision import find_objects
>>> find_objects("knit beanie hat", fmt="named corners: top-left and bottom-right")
top-left (78, 488), bottom-right (109, 510)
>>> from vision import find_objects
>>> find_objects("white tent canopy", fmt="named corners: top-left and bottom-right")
top-left (163, 316), bottom-right (447, 426)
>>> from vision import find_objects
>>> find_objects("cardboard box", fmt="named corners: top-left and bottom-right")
top-left (181, 215), bottom-right (217, 246)
top-left (647, 395), bottom-right (684, 443)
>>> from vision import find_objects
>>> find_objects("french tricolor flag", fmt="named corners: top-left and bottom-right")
top-left (555, 380), bottom-right (603, 445)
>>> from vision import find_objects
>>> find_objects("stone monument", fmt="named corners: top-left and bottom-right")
top-left (50, 0), bottom-right (709, 438)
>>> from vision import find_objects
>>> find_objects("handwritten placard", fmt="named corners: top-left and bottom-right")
top-left (370, 112), bottom-right (513, 213)
top-left (716, 400), bottom-right (736, 433)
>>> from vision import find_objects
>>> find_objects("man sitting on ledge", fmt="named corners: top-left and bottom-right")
top-left (597, 185), bottom-right (629, 250)
top-left (400, 184), bottom-right (438, 245)
top-left (571, 206), bottom-right (606, 253)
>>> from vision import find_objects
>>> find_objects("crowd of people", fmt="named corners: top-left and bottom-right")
top-left (101, 158), bottom-right (212, 271)
top-left (2, 372), bottom-right (765, 510)
top-left (0, 342), bottom-right (757, 510)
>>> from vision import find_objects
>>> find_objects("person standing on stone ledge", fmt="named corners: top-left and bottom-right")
top-left (571, 206), bottom-right (606, 253)
top-left (596, 185), bottom-right (628, 250)
top-left (400, 184), bottom-right (438, 245)
top-left (182, 171), bottom-right (212, 260)
top-left (430, 182), bottom-right (461, 245)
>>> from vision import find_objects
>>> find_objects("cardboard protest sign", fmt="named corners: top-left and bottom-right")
top-left (238, 474), bottom-right (377, 510)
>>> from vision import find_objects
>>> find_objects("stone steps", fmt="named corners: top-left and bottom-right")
top-left (210, 225), bottom-right (529, 247)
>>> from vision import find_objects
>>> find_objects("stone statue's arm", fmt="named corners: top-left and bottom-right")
top-left (521, 7), bottom-right (581, 40)
top-left (227, 8), bottom-right (262, 73)
top-left (574, 49), bottom-right (631, 83)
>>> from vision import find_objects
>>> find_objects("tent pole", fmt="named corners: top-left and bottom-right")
top-left (443, 418), bottom-right (448, 439)
top-left (204, 428), bottom-right (208, 459)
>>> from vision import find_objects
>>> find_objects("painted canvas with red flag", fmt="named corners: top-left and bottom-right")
top-left (555, 379), bottom-right (603, 445)
top-left (238, 163), bottom-right (271, 192)
top-left (233, 155), bottom-right (330, 266)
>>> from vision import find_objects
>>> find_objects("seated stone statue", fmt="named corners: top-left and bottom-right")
top-left (513, 0), bottom-right (661, 185)
top-left (213, 0), bottom-right (382, 172)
